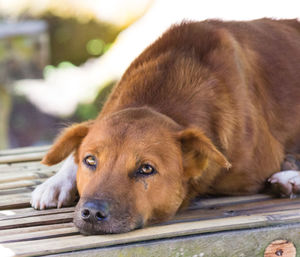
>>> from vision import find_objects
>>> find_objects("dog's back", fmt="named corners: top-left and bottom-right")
top-left (101, 19), bottom-right (300, 194)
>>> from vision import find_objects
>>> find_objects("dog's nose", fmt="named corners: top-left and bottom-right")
top-left (80, 199), bottom-right (109, 222)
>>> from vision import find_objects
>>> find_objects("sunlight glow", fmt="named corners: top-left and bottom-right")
top-left (10, 0), bottom-right (300, 116)
top-left (0, 245), bottom-right (15, 257)
top-left (0, 210), bottom-right (16, 216)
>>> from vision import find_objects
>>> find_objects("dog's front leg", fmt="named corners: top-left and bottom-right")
top-left (31, 154), bottom-right (78, 209)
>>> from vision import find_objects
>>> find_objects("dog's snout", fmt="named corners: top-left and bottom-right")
top-left (80, 200), bottom-right (109, 223)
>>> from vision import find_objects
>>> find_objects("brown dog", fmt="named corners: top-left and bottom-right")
top-left (31, 19), bottom-right (300, 234)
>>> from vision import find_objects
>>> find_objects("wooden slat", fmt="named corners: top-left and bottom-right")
top-left (0, 171), bottom-right (55, 183)
top-left (2, 208), bottom-right (300, 257)
top-left (0, 187), bottom-right (36, 196)
top-left (0, 197), bottom-right (30, 210)
top-left (0, 223), bottom-right (74, 237)
top-left (0, 178), bottom-right (47, 190)
top-left (2, 161), bottom-right (44, 169)
top-left (50, 223), bottom-right (300, 257)
top-left (0, 165), bottom-right (56, 174)
top-left (6, 161), bottom-right (44, 167)
top-left (172, 197), bottom-right (300, 223)
top-left (0, 207), bottom-right (75, 221)
top-left (191, 194), bottom-right (273, 208)
top-left (0, 152), bottom-right (46, 164)
top-left (0, 226), bottom-right (79, 243)
top-left (0, 145), bottom-right (50, 156)
top-left (0, 163), bottom-right (10, 171)
top-left (0, 162), bottom-right (47, 173)
top-left (0, 212), bottom-right (73, 230)
top-left (0, 193), bottom-right (31, 208)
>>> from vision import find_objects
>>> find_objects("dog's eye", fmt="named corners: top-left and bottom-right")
top-left (137, 164), bottom-right (156, 176)
top-left (84, 155), bottom-right (97, 169)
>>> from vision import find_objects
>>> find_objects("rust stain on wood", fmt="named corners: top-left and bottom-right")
top-left (264, 240), bottom-right (296, 257)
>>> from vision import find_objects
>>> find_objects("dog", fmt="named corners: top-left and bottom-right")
top-left (31, 18), bottom-right (300, 234)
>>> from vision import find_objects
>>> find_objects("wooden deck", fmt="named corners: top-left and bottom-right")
top-left (0, 146), bottom-right (299, 257)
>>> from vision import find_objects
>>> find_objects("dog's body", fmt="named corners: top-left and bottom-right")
top-left (32, 19), bottom-right (300, 234)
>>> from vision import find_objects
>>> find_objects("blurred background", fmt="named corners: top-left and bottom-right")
top-left (0, 0), bottom-right (299, 149)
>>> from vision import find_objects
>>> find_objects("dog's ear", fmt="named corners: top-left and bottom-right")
top-left (177, 127), bottom-right (231, 178)
top-left (42, 121), bottom-right (93, 166)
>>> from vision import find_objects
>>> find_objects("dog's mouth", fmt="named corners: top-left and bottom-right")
top-left (73, 199), bottom-right (144, 235)
top-left (73, 214), bottom-right (144, 235)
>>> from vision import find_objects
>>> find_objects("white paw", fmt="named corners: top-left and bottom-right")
top-left (268, 170), bottom-right (300, 198)
top-left (289, 175), bottom-right (300, 194)
top-left (31, 155), bottom-right (78, 210)
top-left (31, 177), bottom-right (77, 209)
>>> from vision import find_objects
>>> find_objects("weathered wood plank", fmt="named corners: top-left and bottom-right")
top-left (0, 145), bottom-right (50, 156)
top-left (0, 223), bottom-right (74, 237)
top-left (7, 160), bottom-right (43, 166)
top-left (0, 207), bottom-right (75, 221)
top-left (0, 212), bottom-right (74, 229)
top-left (0, 193), bottom-right (31, 208)
top-left (4, 161), bottom-right (45, 168)
top-left (0, 187), bottom-right (36, 196)
top-left (190, 194), bottom-right (273, 208)
top-left (172, 197), bottom-right (300, 223)
top-left (0, 179), bottom-right (47, 190)
top-left (0, 199), bottom-right (31, 210)
top-left (2, 209), bottom-right (300, 257)
top-left (0, 162), bottom-right (53, 173)
top-left (0, 226), bottom-right (79, 243)
top-left (0, 152), bottom-right (45, 164)
top-left (0, 171), bottom-right (55, 183)
top-left (0, 164), bottom-right (58, 174)
top-left (47, 223), bottom-right (300, 257)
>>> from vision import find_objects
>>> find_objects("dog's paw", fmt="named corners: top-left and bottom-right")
top-left (268, 170), bottom-right (300, 198)
top-left (289, 175), bottom-right (300, 194)
top-left (31, 174), bottom-right (77, 210)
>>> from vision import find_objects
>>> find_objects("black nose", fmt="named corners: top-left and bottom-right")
top-left (80, 199), bottom-right (109, 222)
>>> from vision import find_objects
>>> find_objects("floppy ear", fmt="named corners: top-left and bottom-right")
top-left (42, 121), bottom-right (93, 166)
top-left (177, 127), bottom-right (231, 178)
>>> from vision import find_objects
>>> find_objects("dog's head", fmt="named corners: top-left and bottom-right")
top-left (43, 107), bottom-right (230, 234)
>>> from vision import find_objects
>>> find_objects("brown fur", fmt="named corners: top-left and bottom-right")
top-left (43, 19), bottom-right (300, 233)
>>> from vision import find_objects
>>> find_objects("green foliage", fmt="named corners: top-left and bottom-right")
top-left (46, 17), bottom-right (121, 66)
top-left (43, 61), bottom-right (75, 78)
top-left (86, 38), bottom-right (105, 55)
top-left (74, 81), bottom-right (115, 121)
top-left (76, 102), bottom-right (99, 120)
